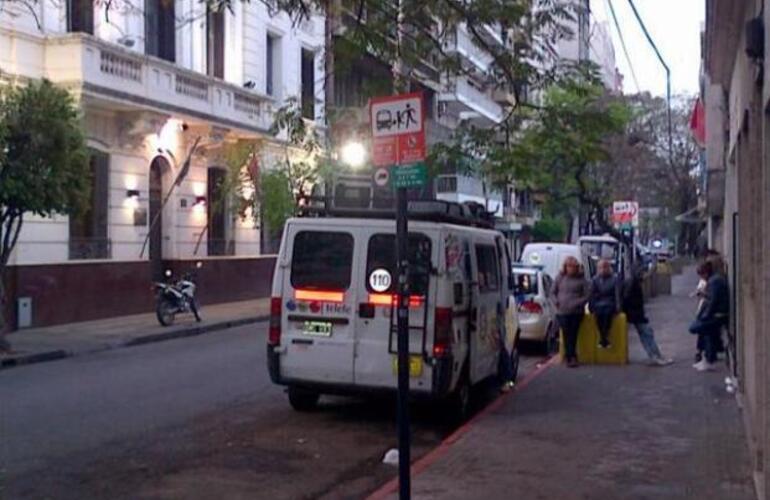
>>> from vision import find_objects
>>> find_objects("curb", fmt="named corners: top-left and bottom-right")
top-left (366, 355), bottom-right (560, 500)
top-left (0, 315), bottom-right (269, 372)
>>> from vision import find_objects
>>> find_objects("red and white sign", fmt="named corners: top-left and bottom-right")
top-left (370, 92), bottom-right (426, 167)
top-left (612, 201), bottom-right (639, 227)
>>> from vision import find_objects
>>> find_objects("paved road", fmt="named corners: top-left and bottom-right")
top-left (1, 323), bottom-right (543, 499)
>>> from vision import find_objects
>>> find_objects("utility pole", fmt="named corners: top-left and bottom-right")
top-left (625, 0), bottom-right (674, 166)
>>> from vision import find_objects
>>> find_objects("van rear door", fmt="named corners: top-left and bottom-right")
top-left (353, 229), bottom-right (435, 390)
top-left (280, 227), bottom-right (358, 385)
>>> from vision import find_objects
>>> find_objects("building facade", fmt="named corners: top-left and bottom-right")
top-left (1, 0), bottom-right (325, 327)
top-left (704, 1), bottom-right (770, 498)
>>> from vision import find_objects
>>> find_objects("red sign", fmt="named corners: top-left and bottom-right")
top-left (370, 92), bottom-right (426, 167)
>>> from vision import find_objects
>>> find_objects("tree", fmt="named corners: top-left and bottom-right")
top-left (0, 79), bottom-right (90, 335)
top-left (480, 77), bottom-right (631, 240)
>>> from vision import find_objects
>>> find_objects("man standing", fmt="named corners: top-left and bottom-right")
top-left (624, 263), bottom-right (673, 366)
top-left (691, 261), bottom-right (729, 372)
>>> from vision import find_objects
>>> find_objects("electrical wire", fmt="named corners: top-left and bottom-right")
top-left (605, 0), bottom-right (641, 93)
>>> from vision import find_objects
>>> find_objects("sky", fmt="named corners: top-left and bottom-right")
top-left (590, 0), bottom-right (705, 97)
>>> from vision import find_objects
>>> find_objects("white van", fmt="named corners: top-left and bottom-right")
top-left (578, 234), bottom-right (630, 279)
top-left (520, 243), bottom-right (587, 280)
top-left (267, 205), bottom-right (520, 418)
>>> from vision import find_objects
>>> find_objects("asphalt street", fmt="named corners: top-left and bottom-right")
top-left (0, 323), bottom-right (543, 499)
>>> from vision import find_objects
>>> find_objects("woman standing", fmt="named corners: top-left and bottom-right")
top-left (590, 259), bottom-right (622, 349)
top-left (551, 256), bottom-right (591, 368)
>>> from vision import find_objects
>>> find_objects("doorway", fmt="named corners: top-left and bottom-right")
top-left (149, 156), bottom-right (169, 280)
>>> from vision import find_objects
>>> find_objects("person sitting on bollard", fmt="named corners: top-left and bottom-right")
top-left (623, 263), bottom-right (674, 366)
top-left (551, 256), bottom-right (591, 368)
top-left (590, 259), bottom-right (621, 349)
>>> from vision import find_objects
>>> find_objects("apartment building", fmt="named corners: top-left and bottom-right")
top-left (703, 1), bottom-right (770, 498)
top-left (1, 0), bottom-right (325, 327)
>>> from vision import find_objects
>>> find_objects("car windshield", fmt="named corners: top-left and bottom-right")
top-left (291, 231), bottom-right (354, 291)
top-left (513, 271), bottom-right (538, 296)
top-left (366, 233), bottom-right (432, 295)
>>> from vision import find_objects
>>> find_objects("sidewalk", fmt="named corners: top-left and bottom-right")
top-left (1, 298), bottom-right (270, 370)
top-left (375, 268), bottom-right (756, 500)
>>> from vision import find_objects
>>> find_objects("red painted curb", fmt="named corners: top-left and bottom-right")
top-left (366, 355), bottom-right (561, 500)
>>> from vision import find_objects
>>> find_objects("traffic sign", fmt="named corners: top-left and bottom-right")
top-left (370, 92), bottom-right (426, 167)
top-left (391, 163), bottom-right (427, 189)
top-left (373, 167), bottom-right (390, 187)
top-left (612, 201), bottom-right (639, 228)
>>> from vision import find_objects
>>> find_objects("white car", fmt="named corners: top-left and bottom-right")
top-left (512, 264), bottom-right (558, 353)
top-left (520, 243), bottom-right (589, 282)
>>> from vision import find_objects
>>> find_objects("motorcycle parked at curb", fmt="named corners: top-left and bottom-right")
top-left (154, 262), bottom-right (202, 326)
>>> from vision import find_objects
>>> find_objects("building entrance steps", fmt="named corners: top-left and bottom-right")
top-left (1, 298), bottom-right (270, 370)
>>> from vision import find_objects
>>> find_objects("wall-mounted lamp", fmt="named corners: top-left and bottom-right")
top-left (125, 189), bottom-right (141, 209)
top-left (193, 196), bottom-right (207, 213)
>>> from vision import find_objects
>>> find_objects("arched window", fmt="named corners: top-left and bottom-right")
top-left (69, 149), bottom-right (110, 259)
top-left (207, 167), bottom-right (234, 256)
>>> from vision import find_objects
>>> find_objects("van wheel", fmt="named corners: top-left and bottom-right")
top-left (510, 331), bottom-right (521, 382)
top-left (447, 372), bottom-right (471, 423)
top-left (288, 386), bottom-right (320, 412)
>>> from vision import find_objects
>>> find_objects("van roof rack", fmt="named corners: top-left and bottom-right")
top-left (297, 195), bottom-right (496, 229)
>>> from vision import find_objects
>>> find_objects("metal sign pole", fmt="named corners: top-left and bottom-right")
top-left (395, 186), bottom-right (410, 499)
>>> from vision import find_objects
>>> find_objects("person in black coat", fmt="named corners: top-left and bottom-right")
top-left (690, 260), bottom-right (729, 372)
top-left (623, 263), bottom-right (673, 366)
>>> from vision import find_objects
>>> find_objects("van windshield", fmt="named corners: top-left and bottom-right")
top-left (366, 234), bottom-right (431, 296)
top-left (291, 231), bottom-right (354, 291)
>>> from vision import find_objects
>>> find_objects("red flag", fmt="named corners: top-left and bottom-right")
top-left (690, 98), bottom-right (706, 147)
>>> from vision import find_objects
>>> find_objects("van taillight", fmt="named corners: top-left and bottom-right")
top-left (433, 307), bottom-right (453, 358)
top-left (269, 297), bottom-right (282, 346)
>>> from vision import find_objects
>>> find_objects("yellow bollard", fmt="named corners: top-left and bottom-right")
top-left (559, 313), bottom-right (628, 365)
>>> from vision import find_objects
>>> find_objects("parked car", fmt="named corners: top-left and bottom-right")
top-left (578, 234), bottom-right (631, 279)
top-left (267, 201), bottom-right (521, 419)
top-left (520, 243), bottom-right (589, 281)
top-left (512, 264), bottom-right (558, 353)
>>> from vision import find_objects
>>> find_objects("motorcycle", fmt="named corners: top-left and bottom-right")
top-left (154, 262), bottom-right (202, 326)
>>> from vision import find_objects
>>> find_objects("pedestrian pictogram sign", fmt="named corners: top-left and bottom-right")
top-left (370, 92), bottom-right (426, 168)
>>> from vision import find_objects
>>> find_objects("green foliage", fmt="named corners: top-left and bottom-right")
top-left (0, 80), bottom-right (90, 223)
top-left (260, 169), bottom-right (296, 237)
top-left (532, 216), bottom-right (566, 242)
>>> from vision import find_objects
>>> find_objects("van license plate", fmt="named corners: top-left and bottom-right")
top-left (302, 321), bottom-right (333, 337)
top-left (392, 356), bottom-right (423, 377)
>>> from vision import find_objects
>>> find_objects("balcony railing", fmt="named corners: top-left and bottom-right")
top-left (39, 34), bottom-right (275, 131)
top-left (440, 77), bottom-right (503, 124)
top-left (69, 238), bottom-right (112, 260)
top-left (445, 26), bottom-right (494, 72)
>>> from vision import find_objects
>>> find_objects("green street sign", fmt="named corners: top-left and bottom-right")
top-left (391, 163), bottom-right (427, 189)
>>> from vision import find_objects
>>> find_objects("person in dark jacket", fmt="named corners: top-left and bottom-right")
top-left (623, 263), bottom-right (673, 366)
top-left (690, 260), bottom-right (730, 372)
top-left (551, 256), bottom-right (591, 368)
top-left (589, 259), bottom-right (621, 349)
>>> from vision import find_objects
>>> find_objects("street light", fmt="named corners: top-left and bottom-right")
top-left (340, 141), bottom-right (367, 169)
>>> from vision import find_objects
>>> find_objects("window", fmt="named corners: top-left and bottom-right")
top-left (266, 34), bottom-right (278, 96)
top-left (513, 272), bottom-right (538, 296)
top-left (69, 149), bottom-right (110, 259)
top-left (67, 0), bottom-right (94, 34)
top-left (366, 234), bottom-right (432, 296)
top-left (207, 5), bottom-right (225, 78)
top-left (207, 168), bottom-right (233, 256)
top-left (291, 232), bottom-right (354, 291)
top-left (475, 245), bottom-right (500, 292)
top-left (301, 48), bottom-right (315, 119)
top-left (436, 176), bottom-right (457, 193)
top-left (145, 0), bottom-right (175, 62)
